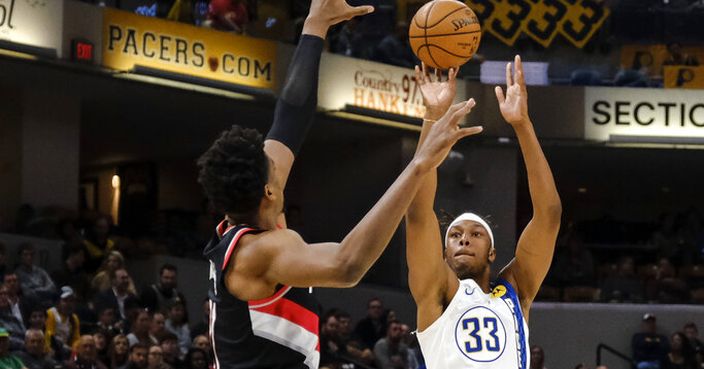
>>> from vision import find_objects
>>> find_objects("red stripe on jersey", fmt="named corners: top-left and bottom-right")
top-left (249, 297), bottom-right (319, 339)
top-left (216, 220), bottom-right (237, 238)
top-left (248, 286), bottom-right (291, 308)
top-left (221, 227), bottom-right (254, 271)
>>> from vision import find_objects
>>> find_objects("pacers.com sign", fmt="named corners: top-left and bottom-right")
top-left (102, 8), bottom-right (276, 90)
top-left (584, 87), bottom-right (704, 141)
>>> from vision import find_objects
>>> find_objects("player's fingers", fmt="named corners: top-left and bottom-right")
top-left (415, 65), bottom-right (424, 85)
top-left (495, 86), bottom-right (505, 104)
top-left (449, 66), bottom-right (459, 81)
top-left (506, 62), bottom-right (513, 87)
top-left (348, 5), bottom-right (374, 17)
top-left (435, 68), bottom-right (442, 82)
top-left (456, 126), bottom-right (484, 140)
top-left (449, 99), bottom-right (476, 125)
top-left (447, 100), bottom-right (470, 116)
top-left (515, 55), bottom-right (526, 86)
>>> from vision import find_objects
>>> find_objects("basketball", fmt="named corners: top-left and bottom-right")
top-left (409, 0), bottom-right (482, 70)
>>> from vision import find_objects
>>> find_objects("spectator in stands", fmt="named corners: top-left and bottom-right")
top-left (97, 307), bottom-right (124, 338)
top-left (94, 330), bottom-right (110, 367)
top-left (0, 284), bottom-right (26, 350)
top-left (632, 313), bottom-right (669, 369)
top-left (683, 323), bottom-right (703, 364)
top-left (374, 21), bottom-right (416, 68)
top-left (150, 313), bottom-right (167, 341)
top-left (191, 335), bottom-right (208, 351)
top-left (127, 310), bottom-right (157, 347)
top-left (663, 332), bottom-right (698, 369)
top-left (0, 242), bottom-right (7, 282)
top-left (647, 258), bottom-right (688, 303)
top-left (189, 299), bottom-right (209, 340)
top-left (108, 334), bottom-right (130, 369)
top-left (184, 348), bottom-right (208, 369)
top-left (139, 264), bottom-right (186, 314)
top-left (126, 343), bottom-right (149, 369)
top-left (4, 273), bottom-right (32, 331)
top-left (94, 268), bottom-right (140, 323)
top-left (552, 233), bottom-right (596, 300)
top-left (320, 311), bottom-right (345, 369)
top-left (664, 43), bottom-right (700, 66)
top-left (531, 345), bottom-right (547, 369)
top-left (0, 327), bottom-right (25, 369)
top-left (652, 213), bottom-right (681, 261)
top-left (52, 245), bottom-right (91, 302)
top-left (204, 0), bottom-right (249, 33)
top-left (166, 0), bottom-right (195, 24)
top-left (374, 319), bottom-right (410, 369)
top-left (46, 286), bottom-right (81, 360)
top-left (336, 310), bottom-right (374, 366)
top-left (332, 17), bottom-right (367, 58)
top-left (601, 256), bottom-right (644, 302)
top-left (147, 344), bottom-right (169, 369)
top-left (13, 328), bottom-right (56, 369)
top-left (83, 215), bottom-right (116, 273)
top-left (160, 333), bottom-right (184, 368)
top-left (165, 300), bottom-right (190, 357)
top-left (65, 335), bottom-right (108, 369)
top-left (15, 243), bottom-right (57, 301)
top-left (353, 297), bottom-right (387, 350)
top-left (92, 252), bottom-right (127, 293)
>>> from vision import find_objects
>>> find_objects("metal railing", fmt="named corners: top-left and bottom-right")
top-left (596, 343), bottom-right (637, 369)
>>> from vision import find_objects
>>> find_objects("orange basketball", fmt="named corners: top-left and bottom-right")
top-left (409, 0), bottom-right (482, 70)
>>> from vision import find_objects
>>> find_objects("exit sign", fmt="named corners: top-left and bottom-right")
top-left (72, 39), bottom-right (94, 63)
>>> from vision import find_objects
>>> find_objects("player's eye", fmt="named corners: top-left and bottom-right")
top-left (472, 232), bottom-right (482, 237)
top-left (451, 232), bottom-right (461, 238)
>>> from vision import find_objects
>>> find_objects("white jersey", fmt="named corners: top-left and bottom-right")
top-left (417, 278), bottom-right (530, 369)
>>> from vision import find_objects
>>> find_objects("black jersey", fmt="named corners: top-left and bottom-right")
top-left (203, 221), bottom-right (321, 369)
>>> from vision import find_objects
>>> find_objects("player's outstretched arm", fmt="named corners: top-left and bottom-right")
top-left (406, 64), bottom-right (477, 330)
top-left (264, 0), bottom-right (374, 196)
top-left (496, 55), bottom-right (562, 318)
top-left (238, 101), bottom-right (483, 294)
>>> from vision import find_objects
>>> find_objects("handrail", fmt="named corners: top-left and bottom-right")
top-left (596, 343), bottom-right (637, 369)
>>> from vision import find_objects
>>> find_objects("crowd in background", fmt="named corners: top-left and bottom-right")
top-left (0, 227), bottom-right (212, 369)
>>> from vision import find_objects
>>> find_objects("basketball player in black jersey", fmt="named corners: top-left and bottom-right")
top-left (196, 1), bottom-right (484, 368)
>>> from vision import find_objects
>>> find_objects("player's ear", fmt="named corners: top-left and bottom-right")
top-left (264, 184), bottom-right (275, 200)
top-left (488, 246), bottom-right (496, 264)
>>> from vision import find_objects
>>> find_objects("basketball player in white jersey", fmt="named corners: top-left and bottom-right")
top-left (405, 56), bottom-right (562, 369)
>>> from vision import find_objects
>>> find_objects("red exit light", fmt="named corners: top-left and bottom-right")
top-left (72, 39), bottom-right (94, 63)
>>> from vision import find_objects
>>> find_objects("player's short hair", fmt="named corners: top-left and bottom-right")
top-left (160, 263), bottom-right (177, 275)
top-left (197, 125), bottom-right (269, 220)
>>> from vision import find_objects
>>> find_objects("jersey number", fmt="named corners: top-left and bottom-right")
top-left (461, 317), bottom-right (501, 353)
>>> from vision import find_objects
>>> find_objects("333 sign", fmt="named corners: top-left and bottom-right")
top-left (465, 0), bottom-right (610, 48)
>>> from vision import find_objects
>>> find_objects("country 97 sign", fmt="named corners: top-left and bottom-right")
top-left (465, 0), bottom-right (610, 48)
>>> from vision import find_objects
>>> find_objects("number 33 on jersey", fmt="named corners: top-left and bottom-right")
top-left (417, 279), bottom-right (530, 369)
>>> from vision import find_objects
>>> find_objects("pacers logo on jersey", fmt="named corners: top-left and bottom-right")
top-left (491, 285), bottom-right (507, 299)
top-left (454, 306), bottom-right (507, 362)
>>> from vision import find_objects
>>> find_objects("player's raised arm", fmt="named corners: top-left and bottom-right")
top-left (264, 0), bottom-right (374, 191)
top-left (496, 55), bottom-right (562, 317)
top-left (251, 99), bottom-right (484, 292)
top-left (405, 64), bottom-right (480, 330)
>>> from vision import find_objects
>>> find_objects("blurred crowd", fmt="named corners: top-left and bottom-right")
top-left (539, 208), bottom-right (704, 304)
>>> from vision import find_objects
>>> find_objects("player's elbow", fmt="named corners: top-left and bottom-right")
top-left (538, 200), bottom-right (562, 225)
top-left (335, 259), bottom-right (365, 287)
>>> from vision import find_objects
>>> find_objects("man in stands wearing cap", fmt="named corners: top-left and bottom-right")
top-left (0, 327), bottom-right (26, 369)
top-left (632, 314), bottom-right (669, 369)
top-left (46, 286), bottom-right (81, 361)
top-left (404, 57), bottom-right (561, 369)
